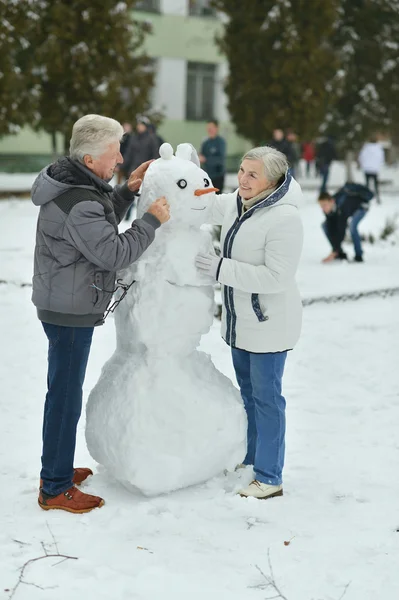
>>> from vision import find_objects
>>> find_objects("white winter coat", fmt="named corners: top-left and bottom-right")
top-left (209, 173), bottom-right (303, 353)
top-left (358, 143), bottom-right (384, 174)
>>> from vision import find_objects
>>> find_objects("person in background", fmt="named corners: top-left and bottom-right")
top-left (115, 122), bottom-right (132, 185)
top-left (195, 146), bottom-right (303, 500)
top-left (302, 140), bottom-right (316, 177)
top-left (358, 135), bottom-right (384, 204)
top-left (316, 136), bottom-right (337, 193)
top-left (286, 129), bottom-right (301, 178)
top-left (148, 122), bottom-right (165, 149)
top-left (124, 116), bottom-right (161, 220)
top-left (199, 119), bottom-right (226, 194)
top-left (268, 128), bottom-right (296, 174)
top-left (32, 114), bottom-right (170, 514)
top-left (318, 183), bottom-right (373, 263)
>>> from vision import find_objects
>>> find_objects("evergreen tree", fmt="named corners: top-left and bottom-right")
top-left (324, 0), bottom-right (399, 150)
top-left (213, 0), bottom-right (340, 144)
top-left (0, 0), bottom-right (35, 136)
top-left (24, 0), bottom-right (155, 151)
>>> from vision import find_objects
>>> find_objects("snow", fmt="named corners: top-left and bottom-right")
top-left (0, 173), bottom-right (399, 599)
top-left (86, 144), bottom-right (246, 495)
top-left (0, 172), bottom-right (39, 192)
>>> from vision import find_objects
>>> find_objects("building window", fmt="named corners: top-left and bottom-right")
top-left (189, 0), bottom-right (216, 17)
top-left (134, 0), bottom-right (160, 12)
top-left (186, 62), bottom-right (216, 121)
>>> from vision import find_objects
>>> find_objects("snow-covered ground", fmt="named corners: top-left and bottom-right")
top-left (0, 184), bottom-right (398, 599)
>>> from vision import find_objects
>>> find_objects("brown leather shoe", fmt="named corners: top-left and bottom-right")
top-left (40, 467), bottom-right (93, 490)
top-left (38, 486), bottom-right (104, 514)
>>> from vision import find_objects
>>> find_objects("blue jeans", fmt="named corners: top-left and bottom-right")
top-left (349, 208), bottom-right (367, 258)
top-left (232, 348), bottom-right (287, 485)
top-left (41, 323), bottom-right (94, 496)
top-left (319, 164), bottom-right (330, 193)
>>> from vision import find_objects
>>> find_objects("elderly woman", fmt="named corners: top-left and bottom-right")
top-left (196, 146), bottom-right (303, 500)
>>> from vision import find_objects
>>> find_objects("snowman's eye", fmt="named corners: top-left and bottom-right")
top-left (177, 179), bottom-right (187, 189)
top-left (204, 178), bottom-right (210, 188)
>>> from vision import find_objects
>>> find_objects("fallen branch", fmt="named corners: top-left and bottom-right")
top-left (252, 550), bottom-right (351, 600)
top-left (252, 549), bottom-right (289, 600)
top-left (7, 524), bottom-right (78, 600)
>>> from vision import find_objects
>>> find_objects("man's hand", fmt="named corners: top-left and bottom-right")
top-left (127, 160), bottom-right (154, 192)
top-left (147, 196), bottom-right (170, 224)
top-left (199, 154), bottom-right (206, 164)
top-left (322, 251), bottom-right (338, 263)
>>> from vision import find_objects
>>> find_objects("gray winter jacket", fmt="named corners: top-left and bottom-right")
top-left (31, 157), bottom-right (160, 327)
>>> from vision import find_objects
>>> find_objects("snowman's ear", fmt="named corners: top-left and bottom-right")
top-left (176, 143), bottom-right (200, 167)
top-left (159, 143), bottom-right (174, 160)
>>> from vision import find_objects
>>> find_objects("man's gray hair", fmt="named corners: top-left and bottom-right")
top-left (69, 114), bottom-right (124, 162)
top-left (242, 146), bottom-right (288, 183)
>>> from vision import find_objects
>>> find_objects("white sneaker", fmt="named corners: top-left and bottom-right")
top-left (238, 480), bottom-right (283, 499)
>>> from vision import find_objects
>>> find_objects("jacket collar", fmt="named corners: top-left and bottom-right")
top-left (48, 157), bottom-right (113, 194)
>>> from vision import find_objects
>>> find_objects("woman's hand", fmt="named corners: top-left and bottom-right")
top-left (195, 252), bottom-right (222, 280)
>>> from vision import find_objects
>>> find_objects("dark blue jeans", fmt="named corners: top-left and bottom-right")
top-left (232, 348), bottom-right (287, 486)
top-left (41, 323), bottom-right (94, 496)
top-left (349, 208), bottom-right (367, 258)
top-left (319, 164), bottom-right (330, 193)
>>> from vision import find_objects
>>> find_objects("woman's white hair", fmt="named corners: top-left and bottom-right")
top-left (242, 146), bottom-right (288, 183)
top-left (69, 114), bottom-right (124, 162)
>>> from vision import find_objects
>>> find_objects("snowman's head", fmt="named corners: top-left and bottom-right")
top-left (137, 143), bottom-right (218, 228)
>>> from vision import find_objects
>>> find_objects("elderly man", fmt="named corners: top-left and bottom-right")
top-left (32, 114), bottom-right (170, 514)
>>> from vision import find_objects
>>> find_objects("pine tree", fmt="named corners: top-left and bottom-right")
top-left (323, 0), bottom-right (399, 150)
top-left (213, 0), bottom-right (340, 144)
top-left (24, 0), bottom-right (155, 152)
top-left (0, 0), bottom-right (36, 136)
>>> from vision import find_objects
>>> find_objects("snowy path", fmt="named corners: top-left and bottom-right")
top-left (0, 194), bottom-right (398, 599)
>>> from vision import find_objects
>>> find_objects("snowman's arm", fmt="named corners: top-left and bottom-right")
top-left (207, 191), bottom-right (237, 226)
top-left (64, 201), bottom-right (160, 272)
top-left (218, 214), bottom-right (303, 294)
top-left (111, 183), bottom-right (137, 224)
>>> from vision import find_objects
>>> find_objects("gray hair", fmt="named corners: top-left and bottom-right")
top-left (69, 114), bottom-right (124, 162)
top-left (242, 146), bottom-right (288, 183)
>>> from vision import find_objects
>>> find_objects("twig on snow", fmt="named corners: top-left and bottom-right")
top-left (7, 524), bottom-right (78, 600)
top-left (337, 581), bottom-right (351, 600)
top-left (252, 549), bottom-right (350, 600)
top-left (253, 549), bottom-right (289, 600)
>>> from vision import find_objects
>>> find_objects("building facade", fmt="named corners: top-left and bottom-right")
top-left (0, 0), bottom-right (248, 171)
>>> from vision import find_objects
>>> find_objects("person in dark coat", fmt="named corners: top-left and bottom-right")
top-left (318, 183), bottom-right (373, 263)
top-left (268, 129), bottom-right (296, 172)
top-left (199, 119), bottom-right (226, 194)
top-left (316, 136), bottom-right (337, 192)
top-left (124, 116), bottom-right (160, 175)
top-left (124, 116), bottom-right (161, 220)
top-left (115, 122), bottom-right (132, 184)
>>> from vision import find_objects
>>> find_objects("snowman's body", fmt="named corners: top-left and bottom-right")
top-left (85, 143), bottom-right (246, 496)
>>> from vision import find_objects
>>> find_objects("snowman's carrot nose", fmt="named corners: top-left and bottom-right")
top-left (194, 187), bottom-right (219, 196)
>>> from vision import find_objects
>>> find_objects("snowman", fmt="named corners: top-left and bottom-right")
top-left (85, 143), bottom-right (246, 496)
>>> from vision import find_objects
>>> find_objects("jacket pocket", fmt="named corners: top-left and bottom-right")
top-left (251, 293), bottom-right (269, 322)
top-left (92, 271), bottom-right (115, 312)
top-left (92, 272), bottom-right (105, 309)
